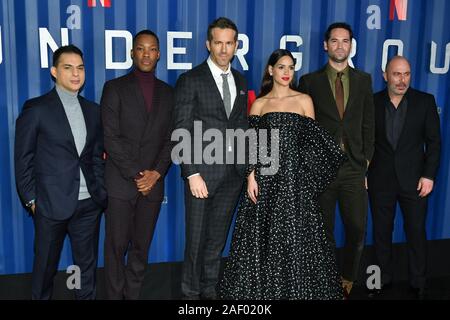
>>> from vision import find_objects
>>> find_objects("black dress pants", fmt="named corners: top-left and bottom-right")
top-left (369, 176), bottom-right (428, 289)
top-left (104, 194), bottom-right (162, 299)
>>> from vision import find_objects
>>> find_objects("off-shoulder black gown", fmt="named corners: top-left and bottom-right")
top-left (219, 112), bottom-right (345, 300)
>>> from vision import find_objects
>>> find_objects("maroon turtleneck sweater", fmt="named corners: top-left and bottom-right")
top-left (134, 68), bottom-right (155, 112)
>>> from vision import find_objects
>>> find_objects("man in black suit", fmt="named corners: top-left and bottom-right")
top-left (173, 17), bottom-right (248, 300)
top-left (101, 30), bottom-right (174, 299)
top-left (298, 22), bottom-right (375, 297)
top-left (14, 45), bottom-right (107, 299)
top-left (367, 56), bottom-right (440, 298)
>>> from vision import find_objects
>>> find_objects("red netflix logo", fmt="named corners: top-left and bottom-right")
top-left (389, 0), bottom-right (408, 21)
top-left (88, 0), bottom-right (111, 7)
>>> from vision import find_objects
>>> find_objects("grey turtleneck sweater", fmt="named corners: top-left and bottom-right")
top-left (55, 85), bottom-right (91, 200)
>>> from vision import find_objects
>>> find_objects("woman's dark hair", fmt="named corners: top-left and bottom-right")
top-left (258, 49), bottom-right (297, 98)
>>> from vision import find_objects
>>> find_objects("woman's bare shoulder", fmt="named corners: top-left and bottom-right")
top-left (249, 98), bottom-right (266, 116)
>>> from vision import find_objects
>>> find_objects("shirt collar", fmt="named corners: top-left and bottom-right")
top-left (207, 56), bottom-right (231, 78)
top-left (387, 94), bottom-right (408, 109)
top-left (326, 63), bottom-right (350, 78)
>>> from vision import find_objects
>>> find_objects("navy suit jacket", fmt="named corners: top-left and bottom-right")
top-left (14, 88), bottom-right (107, 220)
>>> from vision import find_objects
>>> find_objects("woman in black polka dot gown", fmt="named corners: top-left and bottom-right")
top-left (219, 49), bottom-right (345, 300)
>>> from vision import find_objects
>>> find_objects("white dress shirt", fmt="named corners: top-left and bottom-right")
top-left (207, 56), bottom-right (237, 112)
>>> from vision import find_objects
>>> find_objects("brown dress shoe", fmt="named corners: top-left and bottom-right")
top-left (342, 279), bottom-right (353, 300)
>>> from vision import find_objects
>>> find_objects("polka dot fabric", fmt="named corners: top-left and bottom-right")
top-left (219, 112), bottom-right (346, 300)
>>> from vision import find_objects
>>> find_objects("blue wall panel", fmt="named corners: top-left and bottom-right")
top-left (0, 0), bottom-right (449, 274)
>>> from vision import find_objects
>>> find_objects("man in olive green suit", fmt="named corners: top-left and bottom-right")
top-left (298, 22), bottom-right (375, 297)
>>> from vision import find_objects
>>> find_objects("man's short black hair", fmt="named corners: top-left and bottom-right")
top-left (324, 22), bottom-right (353, 42)
top-left (52, 45), bottom-right (83, 67)
top-left (207, 17), bottom-right (238, 42)
top-left (133, 30), bottom-right (160, 48)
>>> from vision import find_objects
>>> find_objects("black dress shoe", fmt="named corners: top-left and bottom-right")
top-left (409, 287), bottom-right (426, 300)
top-left (201, 293), bottom-right (217, 300)
top-left (367, 283), bottom-right (392, 298)
top-left (367, 288), bottom-right (381, 298)
top-left (182, 295), bottom-right (201, 300)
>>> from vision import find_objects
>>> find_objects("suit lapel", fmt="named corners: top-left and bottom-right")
top-left (318, 67), bottom-right (341, 120)
top-left (396, 89), bottom-right (413, 148)
top-left (142, 79), bottom-right (161, 139)
top-left (79, 97), bottom-right (92, 157)
top-left (129, 73), bottom-right (149, 122)
top-left (379, 89), bottom-right (414, 153)
top-left (345, 68), bottom-right (358, 117)
top-left (202, 62), bottom-right (232, 120)
top-left (229, 69), bottom-right (244, 120)
top-left (51, 89), bottom-right (78, 156)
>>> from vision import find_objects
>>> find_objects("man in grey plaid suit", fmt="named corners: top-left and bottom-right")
top-left (173, 17), bottom-right (248, 300)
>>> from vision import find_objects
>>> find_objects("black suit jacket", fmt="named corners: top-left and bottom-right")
top-left (173, 61), bottom-right (248, 181)
top-left (298, 65), bottom-right (375, 173)
top-left (367, 88), bottom-right (441, 191)
top-left (15, 88), bottom-right (107, 220)
top-left (101, 72), bottom-right (174, 201)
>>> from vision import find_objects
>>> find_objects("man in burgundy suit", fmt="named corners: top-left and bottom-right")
top-left (100, 30), bottom-right (174, 299)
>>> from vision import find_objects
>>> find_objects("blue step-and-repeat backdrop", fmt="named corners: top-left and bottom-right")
top-left (0, 0), bottom-right (449, 275)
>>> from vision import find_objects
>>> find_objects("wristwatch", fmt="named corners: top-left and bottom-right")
top-left (26, 199), bottom-right (35, 208)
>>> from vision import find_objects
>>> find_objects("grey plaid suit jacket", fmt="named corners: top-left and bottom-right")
top-left (173, 61), bottom-right (248, 181)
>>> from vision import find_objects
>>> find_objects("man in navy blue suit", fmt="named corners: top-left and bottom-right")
top-left (14, 45), bottom-right (107, 300)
